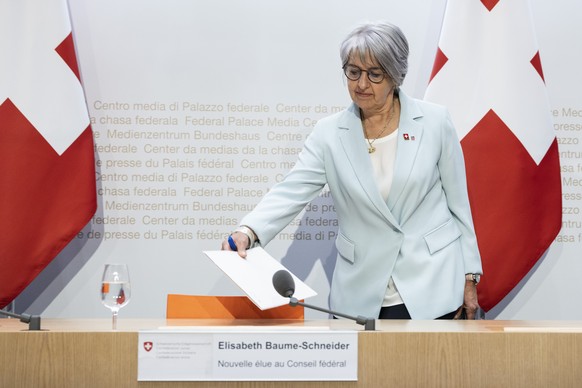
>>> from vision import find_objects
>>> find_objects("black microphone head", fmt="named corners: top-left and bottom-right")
top-left (272, 269), bottom-right (295, 298)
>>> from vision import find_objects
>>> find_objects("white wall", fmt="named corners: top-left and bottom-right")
top-left (15, 0), bottom-right (582, 320)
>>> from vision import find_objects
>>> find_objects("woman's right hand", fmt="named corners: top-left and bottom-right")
top-left (221, 231), bottom-right (250, 258)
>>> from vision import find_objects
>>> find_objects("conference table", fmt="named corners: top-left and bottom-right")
top-left (1, 318), bottom-right (581, 387)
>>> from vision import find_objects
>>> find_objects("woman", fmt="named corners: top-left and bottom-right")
top-left (223, 21), bottom-right (482, 320)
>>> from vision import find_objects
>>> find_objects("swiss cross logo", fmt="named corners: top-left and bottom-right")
top-left (143, 341), bottom-right (153, 352)
top-left (0, 0), bottom-right (90, 155)
top-left (424, 0), bottom-right (553, 165)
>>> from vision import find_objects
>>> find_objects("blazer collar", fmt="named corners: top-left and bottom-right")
top-left (387, 91), bottom-right (424, 211)
top-left (337, 90), bottom-right (424, 226)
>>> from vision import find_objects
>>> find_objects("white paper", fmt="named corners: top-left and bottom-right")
top-left (203, 247), bottom-right (317, 310)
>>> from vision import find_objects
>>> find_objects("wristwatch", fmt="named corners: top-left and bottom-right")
top-left (466, 273), bottom-right (481, 285)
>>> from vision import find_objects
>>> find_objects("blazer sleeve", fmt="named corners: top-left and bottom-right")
top-left (437, 110), bottom-right (483, 274)
top-left (240, 121), bottom-right (329, 246)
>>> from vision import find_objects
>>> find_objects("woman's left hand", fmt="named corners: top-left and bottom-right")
top-left (454, 280), bottom-right (480, 319)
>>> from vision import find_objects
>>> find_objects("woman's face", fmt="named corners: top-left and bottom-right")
top-left (345, 53), bottom-right (395, 115)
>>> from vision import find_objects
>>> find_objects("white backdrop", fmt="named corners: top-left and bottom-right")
top-left (15, 0), bottom-right (582, 320)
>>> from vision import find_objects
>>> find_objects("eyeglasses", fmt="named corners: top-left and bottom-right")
top-left (343, 64), bottom-right (387, 84)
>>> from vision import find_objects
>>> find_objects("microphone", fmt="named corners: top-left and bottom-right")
top-left (272, 269), bottom-right (375, 331)
top-left (0, 309), bottom-right (41, 330)
top-left (272, 269), bottom-right (296, 298)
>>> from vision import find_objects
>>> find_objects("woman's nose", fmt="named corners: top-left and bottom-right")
top-left (357, 73), bottom-right (370, 88)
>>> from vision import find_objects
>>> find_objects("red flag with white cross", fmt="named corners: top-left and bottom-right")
top-left (0, 0), bottom-right (97, 308)
top-left (425, 0), bottom-right (562, 311)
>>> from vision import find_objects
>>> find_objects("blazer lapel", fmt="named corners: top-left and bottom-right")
top-left (387, 92), bottom-right (424, 211)
top-left (337, 104), bottom-right (401, 228)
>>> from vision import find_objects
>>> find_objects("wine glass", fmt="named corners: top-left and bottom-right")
top-left (101, 264), bottom-right (131, 330)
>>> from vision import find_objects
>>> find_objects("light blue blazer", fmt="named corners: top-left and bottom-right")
top-left (241, 91), bottom-right (482, 319)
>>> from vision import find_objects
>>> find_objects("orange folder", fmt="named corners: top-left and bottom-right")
top-left (166, 294), bottom-right (304, 319)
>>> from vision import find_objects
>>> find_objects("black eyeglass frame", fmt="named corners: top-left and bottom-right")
top-left (342, 64), bottom-right (388, 84)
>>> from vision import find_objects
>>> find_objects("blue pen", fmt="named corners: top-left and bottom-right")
top-left (228, 235), bottom-right (237, 251)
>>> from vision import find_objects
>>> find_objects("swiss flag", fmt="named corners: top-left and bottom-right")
top-left (0, 1), bottom-right (97, 308)
top-left (425, 0), bottom-right (562, 311)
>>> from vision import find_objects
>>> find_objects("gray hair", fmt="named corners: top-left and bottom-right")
top-left (340, 21), bottom-right (409, 88)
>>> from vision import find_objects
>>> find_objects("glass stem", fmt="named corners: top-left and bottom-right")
top-left (112, 310), bottom-right (119, 330)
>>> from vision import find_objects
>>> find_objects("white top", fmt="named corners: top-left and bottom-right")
top-left (367, 129), bottom-right (404, 307)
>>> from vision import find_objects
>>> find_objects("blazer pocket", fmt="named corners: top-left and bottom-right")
top-left (423, 218), bottom-right (462, 255)
top-left (335, 232), bottom-right (355, 264)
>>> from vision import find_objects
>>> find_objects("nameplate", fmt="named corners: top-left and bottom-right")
top-left (137, 329), bottom-right (358, 381)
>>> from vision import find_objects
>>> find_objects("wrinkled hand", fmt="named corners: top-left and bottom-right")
top-left (221, 231), bottom-right (250, 258)
top-left (454, 280), bottom-right (480, 319)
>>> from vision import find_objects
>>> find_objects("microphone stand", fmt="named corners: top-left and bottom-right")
top-left (0, 309), bottom-right (41, 331)
top-left (289, 297), bottom-right (375, 331)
